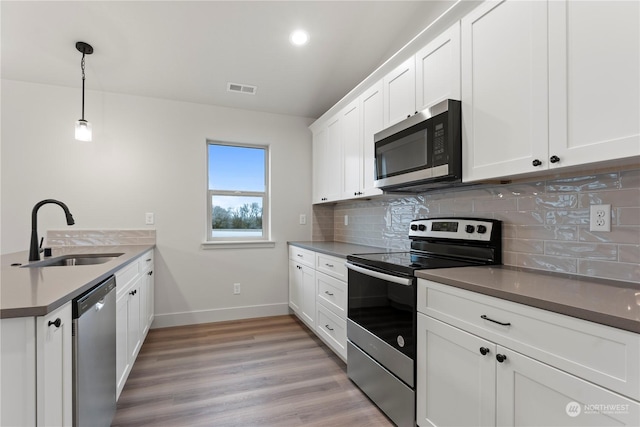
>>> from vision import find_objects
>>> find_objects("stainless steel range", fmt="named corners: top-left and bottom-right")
top-left (345, 217), bottom-right (502, 427)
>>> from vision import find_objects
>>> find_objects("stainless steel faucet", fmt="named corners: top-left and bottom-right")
top-left (29, 199), bottom-right (75, 261)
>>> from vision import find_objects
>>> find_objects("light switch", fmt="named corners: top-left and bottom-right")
top-left (145, 212), bottom-right (155, 225)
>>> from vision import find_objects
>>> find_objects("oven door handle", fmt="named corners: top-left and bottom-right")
top-left (345, 262), bottom-right (413, 286)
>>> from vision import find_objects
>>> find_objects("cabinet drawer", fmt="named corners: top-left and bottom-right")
top-left (138, 250), bottom-right (154, 271)
top-left (316, 304), bottom-right (347, 360)
top-left (315, 253), bottom-right (347, 281)
top-left (288, 246), bottom-right (315, 268)
top-left (418, 279), bottom-right (640, 401)
top-left (316, 272), bottom-right (347, 319)
top-left (115, 261), bottom-right (139, 298)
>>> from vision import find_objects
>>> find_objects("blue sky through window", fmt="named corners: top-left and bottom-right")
top-left (208, 144), bottom-right (265, 192)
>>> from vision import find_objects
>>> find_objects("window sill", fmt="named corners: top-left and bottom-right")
top-left (201, 240), bottom-right (276, 250)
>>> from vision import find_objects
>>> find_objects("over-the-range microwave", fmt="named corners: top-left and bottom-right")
top-left (374, 99), bottom-right (461, 193)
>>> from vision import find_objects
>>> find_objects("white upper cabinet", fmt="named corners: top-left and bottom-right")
top-left (462, 0), bottom-right (640, 183)
top-left (312, 115), bottom-right (342, 204)
top-left (416, 21), bottom-right (461, 111)
top-left (461, 0), bottom-right (549, 182)
top-left (383, 57), bottom-right (416, 127)
top-left (360, 81), bottom-right (384, 197)
top-left (341, 99), bottom-right (361, 199)
top-left (548, 0), bottom-right (640, 168)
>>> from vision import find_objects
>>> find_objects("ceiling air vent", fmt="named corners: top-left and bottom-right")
top-left (227, 82), bottom-right (257, 95)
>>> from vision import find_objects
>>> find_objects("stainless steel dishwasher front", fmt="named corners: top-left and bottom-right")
top-left (72, 275), bottom-right (117, 427)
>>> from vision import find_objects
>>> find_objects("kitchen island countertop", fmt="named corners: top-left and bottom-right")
top-left (417, 266), bottom-right (640, 334)
top-left (1, 245), bottom-right (154, 319)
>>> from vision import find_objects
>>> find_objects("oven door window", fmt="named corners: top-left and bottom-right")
top-left (348, 269), bottom-right (416, 359)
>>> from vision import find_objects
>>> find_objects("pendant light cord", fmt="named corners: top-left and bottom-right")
top-left (81, 52), bottom-right (86, 120)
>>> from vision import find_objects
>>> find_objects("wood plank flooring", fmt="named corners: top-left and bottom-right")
top-left (112, 315), bottom-right (394, 427)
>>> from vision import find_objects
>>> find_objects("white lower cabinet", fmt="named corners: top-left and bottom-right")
top-left (288, 246), bottom-right (316, 329)
top-left (37, 302), bottom-right (73, 427)
top-left (0, 302), bottom-right (72, 427)
top-left (288, 245), bottom-right (348, 361)
top-left (416, 279), bottom-right (640, 427)
top-left (115, 249), bottom-right (154, 400)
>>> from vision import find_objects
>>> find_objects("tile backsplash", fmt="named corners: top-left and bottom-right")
top-left (46, 229), bottom-right (156, 247)
top-left (314, 168), bottom-right (640, 283)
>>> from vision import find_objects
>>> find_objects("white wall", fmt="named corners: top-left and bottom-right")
top-left (1, 79), bottom-right (314, 326)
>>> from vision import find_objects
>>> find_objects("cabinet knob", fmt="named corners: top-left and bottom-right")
top-left (48, 318), bottom-right (61, 328)
top-left (148, 270), bottom-right (153, 276)
top-left (550, 155), bottom-right (560, 163)
top-left (479, 347), bottom-right (490, 356)
top-left (354, 192), bottom-right (358, 196)
top-left (414, 111), bottom-right (418, 115)
top-left (129, 290), bottom-right (137, 296)
top-left (407, 114), bottom-right (411, 118)
top-left (532, 159), bottom-right (542, 167)
top-left (496, 354), bottom-right (507, 363)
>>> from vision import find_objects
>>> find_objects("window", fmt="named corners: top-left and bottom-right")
top-left (207, 141), bottom-right (269, 242)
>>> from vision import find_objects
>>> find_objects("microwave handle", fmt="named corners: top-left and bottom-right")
top-left (346, 262), bottom-right (413, 286)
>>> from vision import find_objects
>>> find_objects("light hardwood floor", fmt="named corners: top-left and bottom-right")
top-left (112, 315), bottom-right (394, 427)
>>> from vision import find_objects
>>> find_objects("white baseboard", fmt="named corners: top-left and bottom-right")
top-left (151, 303), bottom-right (290, 329)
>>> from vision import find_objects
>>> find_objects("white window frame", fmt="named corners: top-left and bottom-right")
top-left (203, 140), bottom-right (272, 248)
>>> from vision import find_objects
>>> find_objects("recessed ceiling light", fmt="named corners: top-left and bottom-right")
top-left (289, 29), bottom-right (309, 46)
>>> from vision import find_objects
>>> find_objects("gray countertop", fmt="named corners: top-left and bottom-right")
top-left (288, 241), bottom-right (390, 258)
top-left (1, 245), bottom-right (154, 318)
top-left (417, 266), bottom-right (640, 334)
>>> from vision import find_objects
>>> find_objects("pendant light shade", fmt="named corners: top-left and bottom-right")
top-left (75, 119), bottom-right (92, 141)
top-left (75, 41), bottom-right (93, 141)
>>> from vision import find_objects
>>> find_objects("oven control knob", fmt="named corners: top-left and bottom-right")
top-left (418, 224), bottom-right (426, 231)
top-left (465, 225), bottom-right (475, 233)
top-left (410, 224), bottom-right (418, 231)
top-left (477, 225), bottom-right (487, 234)
top-left (397, 335), bottom-right (405, 348)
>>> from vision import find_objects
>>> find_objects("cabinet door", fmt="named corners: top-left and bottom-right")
top-left (300, 264), bottom-right (316, 328)
top-left (288, 259), bottom-right (302, 314)
top-left (383, 57), bottom-right (416, 127)
top-left (37, 302), bottom-right (72, 427)
top-left (139, 271), bottom-right (149, 338)
top-left (341, 99), bottom-right (361, 198)
top-left (548, 0), bottom-right (640, 168)
top-left (360, 81), bottom-right (384, 197)
top-left (146, 268), bottom-right (154, 328)
top-left (417, 314), bottom-right (496, 427)
top-left (312, 116), bottom-right (342, 203)
top-left (496, 346), bottom-right (640, 427)
top-left (312, 127), bottom-right (327, 204)
top-left (416, 21), bottom-right (461, 111)
top-left (127, 280), bottom-right (142, 363)
top-left (461, 0), bottom-right (549, 182)
top-left (116, 292), bottom-right (130, 400)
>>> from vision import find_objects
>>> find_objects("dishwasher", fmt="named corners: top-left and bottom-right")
top-left (72, 275), bottom-right (117, 427)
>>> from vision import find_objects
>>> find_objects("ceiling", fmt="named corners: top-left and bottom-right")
top-left (1, 1), bottom-right (455, 119)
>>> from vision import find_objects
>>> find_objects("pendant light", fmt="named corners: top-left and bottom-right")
top-left (75, 41), bottom-right (93, 141)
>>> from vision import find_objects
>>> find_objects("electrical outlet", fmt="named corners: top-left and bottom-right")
top-left (233, 283), bottom-right (241, 295)
top-left (589, 204), bottom-right (611, 232)
top-left (299, 214), bottom-right (306, 225)
top-left (344, 215), bottom-right (349, 226)
top-left (145, 212), bottom-right (154, 225)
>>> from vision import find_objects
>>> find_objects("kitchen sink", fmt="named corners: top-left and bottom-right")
top-left (22, 253), bottom-right (124, 268)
